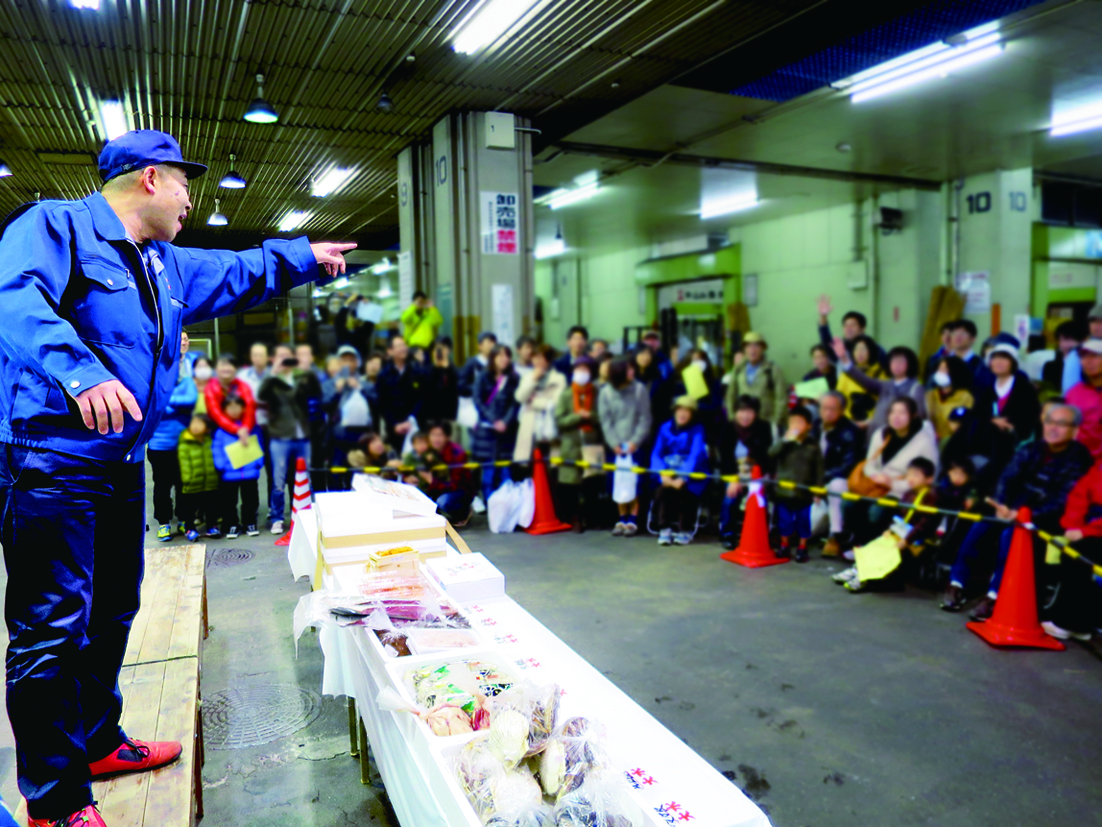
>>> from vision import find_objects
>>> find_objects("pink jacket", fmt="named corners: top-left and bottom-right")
top-left (1066, 381), bottom-right (1102, 461)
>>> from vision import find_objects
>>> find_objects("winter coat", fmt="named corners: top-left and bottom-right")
top-left (148, 370), bottom-right (198, 452)
top-left (1060, 463), bottom-right (1102, 538)
top-left (513, 369), bottom-right (567, 462)
top-left (768, 436), bottom-right (823, 506)
top-left (597, 381), bottom-right (652, 454)
top-left (719, 418), bottom-right (774, 477)
top-left (816, 416), bottom-right (863, 483)
top-left (974, 372), bottom-right (1040, 446)
top-left (897, 486), bottom-right (940, 552)
top-left (471, 370), bottom-right (520, 462)
top-left (458, 355), bottom-right (488, 398)
top-left (259, 371), bottom-right (320, 441)
top-left (376, 361), bottom-right (425, 435)
top-left (1065, 381), bottom-right (1102, 462)
top-left (555, 382), bottom-right (603, 486)
top-left (428, 440), bottom-right (475, 497)
top-left (840, 365), bottom-right (927, 437)
top-left (206, 378), bottom-right (257, 436)
top-left (212, 426), bottom-right (264, 482)
top-left (178, 430), bottom-right (219, 494)
top-left (938, 410), bottom-right (1012, 497)
top-left (725, 359), bottom-right (788, 428)
top-left (996, 439), bottom-right (1092, 528)
top-left (863, 422), bottom-right (939, 498)
top-left (400, 303), bottom-right (443, 349)
top-left (649, 420), bottom-right (709, 497)
top-left (836, 362), bottom-right (885, 423)
top-left (925, 387), bottom-right (974, 441)
top-left (420, 364), bottom-right (460, 424)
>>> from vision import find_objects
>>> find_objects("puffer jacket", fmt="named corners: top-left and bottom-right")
top-left (178, 430), bottom-right (219, 494)
top-left (148, 370), bottom-right (198, 452)
top-left (650, 420), bottom-right (709, 496)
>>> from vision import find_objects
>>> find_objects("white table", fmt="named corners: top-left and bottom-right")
top-left (289, 514), bottom-right (771, 827)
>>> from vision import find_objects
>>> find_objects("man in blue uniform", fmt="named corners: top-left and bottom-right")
top-left (0, 130), bottom-right (355, 827)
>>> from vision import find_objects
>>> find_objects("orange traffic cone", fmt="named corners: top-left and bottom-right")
top-left (275, 456), bottom-right (313, 547)
top-left (720, 466), bottom-right (788, 568)
top-left (524, 448), bottom-right (571, 535)
top-left (967, 507), bottom-right (1064, 651)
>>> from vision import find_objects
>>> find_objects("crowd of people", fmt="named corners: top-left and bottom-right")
top-left (153, 290), bottom-right (1102, 642)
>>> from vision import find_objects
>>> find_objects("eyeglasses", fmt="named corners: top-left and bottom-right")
top-left (1044, 417), bottom-right (1075, 428)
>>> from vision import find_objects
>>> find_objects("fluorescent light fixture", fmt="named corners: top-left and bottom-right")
top-left (835, 23), bottom-right (1004, 104)
top-left (312, 168), bottom-right (354, 197)
top-left (219, 153), bottom-right (247, 189)
top-left (535, 238), bottom-right (566, 259)
top-left (1051, 99), bottom-right (1102, 137)
top-left (453, 0), bottom-right (539, 55)
top-left (332, 277), bottom-right (350, 290)
top-left (207, 199), bottom-right (228, 226)
top-left (376, 281), bottom-right (393, 299)
top-left (277, 211), bottom-right (309, 232)
top-left (548, 181), bottom-right (599, 210)
top-left (99, 100), bottom-right (128, 141)
top-left (0, 160), bottom-right (11, 178)
top-left (244, 73), bottom-right (279, 124)
top-left (70, 0), bottom-right (99, 8)
top-left (700, 194), bottom-right (760, 220)
top-left (371, 257), bottom-right (393, 275)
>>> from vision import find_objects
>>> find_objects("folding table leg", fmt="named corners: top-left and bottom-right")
top-left (348, 698), bottom-right (359, 759)
top-left (358, 718), bottom-right (371, 785)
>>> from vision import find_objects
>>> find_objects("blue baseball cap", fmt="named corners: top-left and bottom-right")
top-left (98, 130), bottom-right (208, 183)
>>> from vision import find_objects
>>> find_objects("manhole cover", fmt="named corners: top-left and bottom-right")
top-left (202, 685), bottom-right (322, 749)
top-left (207, 547), bottom-right (254, 567)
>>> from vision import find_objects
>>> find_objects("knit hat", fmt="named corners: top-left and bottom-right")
top-left (986, 343), bottom-right (1019, 372)
top-left (1089, 303), bottom-right (1102, 321)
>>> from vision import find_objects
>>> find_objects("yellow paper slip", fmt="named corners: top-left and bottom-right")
top-left (225, 435), bottom-right (264, 470)
top-left (854, 534), bottom-right (902, 582)
top-left (682, 364), bottom-right (710, 400)
top-left (793, 377), bottom-right (831, 400)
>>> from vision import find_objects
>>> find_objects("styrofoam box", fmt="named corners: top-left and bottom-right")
top-left (423, 552), bottom-right (506, 603)
top-left (315, 491), bottom-right (446, 565)
top-left (351, 473), bottom-right (439, 518)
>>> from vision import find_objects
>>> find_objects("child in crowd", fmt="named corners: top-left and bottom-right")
top-left (177, 414), bottom-right (220, 541)
top-left (212, 396), bottom-right (263, 539)
top-left (719, 395), bottom-right (775, 549)
top-left (356, 432), bottom-right (402, 480)
top-left (650, 396), bottom-right (709, 546)
top-left (768, 405), bottom-right (823, 562)
top-left (401, 431), bottom-right (446, 494)
top-left (938, 457), bottom-right (976, 514)
top-left (836, 457), bottom-right (940, 591)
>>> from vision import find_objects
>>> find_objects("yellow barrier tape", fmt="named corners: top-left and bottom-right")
top-left (776, 481), bottom-right (796, 490)
top-left (875, 498), bottom-right (900, 508)
top-left (688, 472), bottom-right (709, 480)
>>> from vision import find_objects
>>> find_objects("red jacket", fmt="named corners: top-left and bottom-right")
top-left (428, 440), bottom-right (474, 497)
top-left (1061, 462), bottom-right (1102, 537)
top-left (1066, 381), bottom-right (1102, 461)
top-left (205, 378), bottom-right (257, 435)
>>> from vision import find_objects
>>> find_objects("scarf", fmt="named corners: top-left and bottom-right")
top-left (573, 383), bottom-right (596, 432)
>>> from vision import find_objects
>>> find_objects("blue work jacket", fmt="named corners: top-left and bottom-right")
top-left (0, 192), bottom-right (317, 462)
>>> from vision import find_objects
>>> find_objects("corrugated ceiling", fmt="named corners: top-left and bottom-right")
top-left (0, 0), bottom-right (824, 248)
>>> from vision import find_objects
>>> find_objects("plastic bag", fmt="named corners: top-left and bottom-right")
top-left (457, 739), bottom-right (550, 826)
top-left (612, 454), bottom-right (638, 504)
top-left (340, 390), bottom-right (372, 428)
top-left (556, 717), bottom-right (608, 800)
top-left (533, 406), bottom-right (558, 443)
top-left (554, 771), bottom-right (642, 827)
top-left (488, 681), bottom-right (561, 758)
top-left (516, 478), bottom-right (536, 529)
top-left (458, 396), bottom-right (480, 429)
top-left (488, 480), bottom-right (523, 534)
top-left (400, 416), bottom-right (419, 458)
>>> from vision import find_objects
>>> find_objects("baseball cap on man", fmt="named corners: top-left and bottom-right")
top-left (1079, 338), bottom-right (1102, 356)
top-left (98, 130), bottom-right (208, 183)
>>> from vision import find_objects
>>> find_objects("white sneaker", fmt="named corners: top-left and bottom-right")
top-left (673, 532), bottom-right (692, 546)
top-left (1041, 621), bottom-right (1091, 641)
top-left (832, 566), bottom-right (859, 584)
top-left (623, 522), bottom-right (638, 537)
top-left (611, 522), bottom-right (626, 536)
top-left (658, 529), bottom-right (673, 546)
top-left (271, 520), bottom-right (285, 535)
top-left (471, 495), bottom-right (487, 514)
top-left (842, 549), bottom-right (856, 562)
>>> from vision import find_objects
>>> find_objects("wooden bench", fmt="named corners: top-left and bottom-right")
top-left (16, 544), bottom-right (208, 827)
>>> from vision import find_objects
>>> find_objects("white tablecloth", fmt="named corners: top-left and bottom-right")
top-left (291, 517), bottom-right (771, 827)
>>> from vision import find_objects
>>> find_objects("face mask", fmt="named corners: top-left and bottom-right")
top-left (194, 366), bottom-right (212, 381)
top-left (691, 359), bottom-right (708, 374)
top-left (932, 371), bottom-right (951, 388)
top-left (573, 371), bottom-right (591, 386)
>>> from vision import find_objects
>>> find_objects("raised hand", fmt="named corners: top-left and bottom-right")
top-left (817, 294), bottom-right (833, 319)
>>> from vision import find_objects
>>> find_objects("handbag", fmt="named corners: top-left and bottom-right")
top-left (581, 444), bottom-right (605, 479)
top-left (612, 454), bottom-right (639, 504)
top-left (846, 460), bottom-right (890, 499)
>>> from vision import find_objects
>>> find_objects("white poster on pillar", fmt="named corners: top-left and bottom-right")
top-left (492, 284), bottom-right (516, 347)
top-left (481, 192), bottom-right (519, 255)
top-left (398, 251), bottom-right (414, 308)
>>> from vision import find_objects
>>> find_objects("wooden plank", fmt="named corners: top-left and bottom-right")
top-left (134, 550), bottom-right (187, 664)
top-left (94, 663), bottom-right (163, 825)
top-left (124, 546), bottom-right (206, 666)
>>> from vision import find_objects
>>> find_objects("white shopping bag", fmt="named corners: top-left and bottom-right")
top-left (400, 416), bottom-right (419, 457)
top-left (457, 397), bottom-right (479, 429)
top-left (340, 391), bottom-right (371, 428)
top-left (516, 478), bottom-right (535, 528)
top-left (612, 454), bottom-right (638, 504)
top-left (487, 480), bottom-right (522, 534)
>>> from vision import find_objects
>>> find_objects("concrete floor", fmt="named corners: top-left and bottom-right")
top-left (1, 470), bottom-right (1101, 826)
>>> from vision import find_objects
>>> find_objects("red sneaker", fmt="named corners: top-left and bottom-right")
top-left (88, 738), bottom-right (182, 779)
top-left (29, 804), bottom-right (107, 827)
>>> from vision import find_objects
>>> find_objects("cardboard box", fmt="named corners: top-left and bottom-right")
top-left (423, 553), bottom-right (506, 603)
top-left (314, 492), bottom-right (446, 586)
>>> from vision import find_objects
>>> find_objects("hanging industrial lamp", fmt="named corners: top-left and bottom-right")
top-left (219, 153), bottom-right (247, 189)
top-left (207, 198), bottom-right (228, 226)
top-left (244, 73), bottom-right (279, 124)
